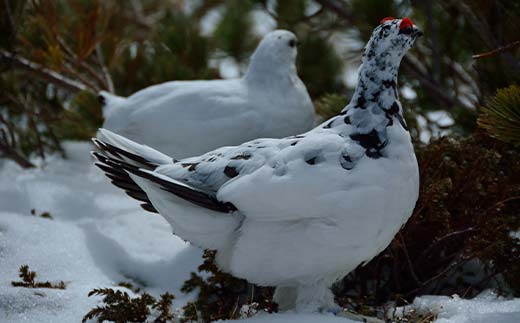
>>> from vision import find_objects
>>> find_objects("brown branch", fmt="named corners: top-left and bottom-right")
top-left (56, 37), bottom-right (106, 90)
top-left (0, 49), bottom-right (88, 92)
top-left (398, 233), bottom-right (421, 287)
top-left (96, 44), bottom-right (114, 92)
top-left (415, 227), bottom-right (477, 266)
top-left (444, 0), bottom-right (520, 73)
top-left (472, 40), bottom-right (520, 59)
top-left (0, 128), bottom-right (35, 168)
top-left (405, 254), bottom-right (472, 297)
top-left (2, 0), bottom-right (16, 43)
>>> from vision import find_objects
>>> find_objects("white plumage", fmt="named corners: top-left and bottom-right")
top-left (100, 30), bottom-right (314, 159)
top-left (92, 18), bottom-right (422, 312)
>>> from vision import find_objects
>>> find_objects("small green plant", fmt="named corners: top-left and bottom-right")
top-left (83, 288), bottom-right (176, 323)
top-left (11, 265), bottom-right (65, 289)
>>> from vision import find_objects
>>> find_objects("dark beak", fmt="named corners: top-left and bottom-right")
top-left (413, 28), bottom-right (423, 38)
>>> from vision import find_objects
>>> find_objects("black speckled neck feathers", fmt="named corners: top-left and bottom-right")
top-left (322, 20), bottom-right (417, 159)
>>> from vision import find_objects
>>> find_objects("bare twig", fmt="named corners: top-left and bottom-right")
top-left (56, 36), bottom-right (106, 90)
top-left (445, 0), bottom-right (520, 73)
top-left (96, 44), bottom-right (114, 92)
top-left (405, 254), bottom-right (472, 297)
top-left (0, 129), bottom-right (35, 168)
top-left (2, 0), bottom-right (16, 43)
top-left (398, 234), bottom-right (421, 287)
top-left (415, 227), bottom-right (477, 266)
top-left (472, 40), bottom-right (520, 59)
top-left (0, 50), bottom-right (88, 92)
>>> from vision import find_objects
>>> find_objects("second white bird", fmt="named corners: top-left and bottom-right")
top-left (100, 30), bottom-right (314, 158)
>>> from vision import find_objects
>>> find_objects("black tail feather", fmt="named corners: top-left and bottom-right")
top-left (92, 138), bottom-right (156, 169)
top-left (92, 138), bottom-right (237, 214)
top-left (92, 152), bottom-right (158, 213)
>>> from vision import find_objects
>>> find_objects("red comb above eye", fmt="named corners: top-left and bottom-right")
top-left (380, 17), bottom-right (395, 24)
top-left (400, 17), bottom-right (414, 30)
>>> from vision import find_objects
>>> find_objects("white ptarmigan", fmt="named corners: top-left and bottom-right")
top-left (92, 18), bottom-right (422, 312)
top-left (100, 30), bottom-right (314, 159)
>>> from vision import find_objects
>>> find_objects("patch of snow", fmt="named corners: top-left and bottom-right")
top-left (0, 142), bottom-right (202, 322)
top-left (401, 86), bottom-right (417, 100)
top-left (224, 312), bottom-right (357, 323)
top-left (251, 10), bottom-right (276, 36)
top-left (395, 291), bottom-right (520, 323)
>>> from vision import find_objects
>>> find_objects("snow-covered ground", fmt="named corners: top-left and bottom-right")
top-left (0, 142), bottom-right (202, 322)
top-left (1, 142), bottom-right (519, 322)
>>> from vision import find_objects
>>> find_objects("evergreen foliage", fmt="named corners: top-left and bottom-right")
top-left (83, 288), bottom-right (176, 323)
top-left (11, 265), bottom-right (66, 289)
top-left (478, 85), bottom-right (520, 145)
top-left (181, 250), bottom-right (276, 322)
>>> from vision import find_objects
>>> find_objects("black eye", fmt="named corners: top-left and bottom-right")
top-left (288, 39), bottom-right (296, 47)
top-left (399, 27), bottom-right (413, 35)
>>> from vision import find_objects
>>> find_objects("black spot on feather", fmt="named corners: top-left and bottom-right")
top-left (305, 157), bottom-right (317, 165)
top-left (366, 149), bottom-right (383, 159)
top-left (350, 129), bottom-right (387, 159)
top-left (323, 119), bottom-right (335, 129)
top-left (357, 95), bottom-right (367, 108)
top-left (231, 153), bottom-right (251, 160)
top-left (350, 130), bottom-right (385, 150)
top-left (388, 101), bottom-right (400, 114)
top-left (224, 166), bottom-right (239, 178)
top-left (382, 79), bottom-right (396, 89)
top-left (340, 154), bottom-right (354, 170)
top-left (182, 163), bottom-right (198, 171)
top-left (396, 114), bottom-right (409, 131)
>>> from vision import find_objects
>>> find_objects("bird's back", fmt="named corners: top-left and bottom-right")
top-left (102, 76), bottom-right (314, 159)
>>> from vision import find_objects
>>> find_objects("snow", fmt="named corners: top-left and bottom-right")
top-left (1, 142), bottom-right (519, 322)
top-left (226, 312), bottom-right (357, 323)
top-left (0, 142), bottom-right (202, 322)
top-left (397, 291), bottom-right (520, 323)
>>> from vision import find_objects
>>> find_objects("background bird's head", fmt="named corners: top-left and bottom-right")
top-left (249, 30), bottom-right (298, 67)
top-left (363, 17), bottom-right (422, 64)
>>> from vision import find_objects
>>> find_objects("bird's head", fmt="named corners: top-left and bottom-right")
top-left (363, 17), bottom-right (422, 63)
top-left (249, 30), bottom-right (298, 67)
